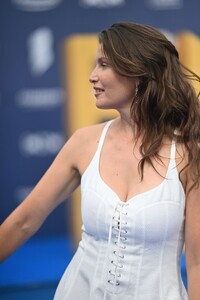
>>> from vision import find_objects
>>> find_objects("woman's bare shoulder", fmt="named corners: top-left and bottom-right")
top-left (69, 121), bottom-right (110, 175)
top-left (73, 122), bottom-right (106, 140)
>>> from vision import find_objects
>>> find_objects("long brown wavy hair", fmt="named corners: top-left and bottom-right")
top-left (98, 22), bottom-right (200, 194)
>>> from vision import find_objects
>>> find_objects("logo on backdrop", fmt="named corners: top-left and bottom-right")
top-left (27, 27), bottom-right (54, 76)
top-left (147, 0), bottom-right (183, 9)
top-left (12, 0), bottom-right (63, 11)
top-left (19, 131), bottom-right (65, 157)
top-left (15, 88), bottom-right (65, 111)
top-left (79, 0), bottom-right (125, 8)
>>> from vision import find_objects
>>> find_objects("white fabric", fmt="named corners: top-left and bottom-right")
top-left (54, 120), bottom-right (188, 300)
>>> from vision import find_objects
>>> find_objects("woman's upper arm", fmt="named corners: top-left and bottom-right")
top-left (184, 142), bottom-right (200, 268)
top-left (25, 129), bottom-right (84, 215)
top-left (184, 178), bottom-right (200, 298)
top-left (11, 128), bottom-right (86, 231)
top-left (185, 186), bottom-right (200, 264)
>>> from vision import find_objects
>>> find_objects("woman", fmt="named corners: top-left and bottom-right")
top-left (0, 22), bottom-right (200, 300)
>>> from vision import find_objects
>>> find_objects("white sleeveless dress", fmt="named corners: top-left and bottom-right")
top-left (54, 120), bottom-right (188, 300)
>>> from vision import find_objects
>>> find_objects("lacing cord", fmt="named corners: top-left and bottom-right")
top-left (107, 203), bottom-right (128, 287)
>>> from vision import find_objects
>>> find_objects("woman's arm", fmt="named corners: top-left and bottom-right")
top-left (0, 130), bottom-right (82, 263)
top-left (185, 176), bottom-right (200, 299)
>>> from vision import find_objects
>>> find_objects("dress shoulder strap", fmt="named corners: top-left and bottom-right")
top-left (96, 120), bottom-right (113, 153)
top-left (170, 138), bottom-right (176, 160)
top-left (164, 136), bottom-right (178, 179)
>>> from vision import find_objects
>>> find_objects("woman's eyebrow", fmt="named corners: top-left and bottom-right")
top-left (97, 57), bottom-right (109, 64)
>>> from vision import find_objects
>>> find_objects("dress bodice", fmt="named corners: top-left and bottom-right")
top-left (54, 120), bottom-right (188, 300)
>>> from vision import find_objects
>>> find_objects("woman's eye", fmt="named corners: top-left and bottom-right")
top-left (101, 62), bottom-right (107, 67)
top-left (97, 58), bottom-right (109, 68)
top-left (101, 60), bottom-right (110, 68)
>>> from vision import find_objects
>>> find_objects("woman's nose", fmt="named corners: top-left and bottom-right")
top-left (89, 67), bottom-right (98, 83)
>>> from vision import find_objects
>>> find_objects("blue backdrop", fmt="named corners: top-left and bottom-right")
top-left (0, 0), bottom-right (199, 237)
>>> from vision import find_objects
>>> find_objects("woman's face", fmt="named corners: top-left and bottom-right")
top-left (89, 45), bottom-right (137, 112)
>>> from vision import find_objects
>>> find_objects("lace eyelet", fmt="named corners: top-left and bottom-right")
top-left (108, 279), bottom-right (120, 286)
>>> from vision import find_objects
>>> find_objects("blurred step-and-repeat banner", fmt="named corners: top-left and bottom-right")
top-left (0, 0), bottom-right (199, 239)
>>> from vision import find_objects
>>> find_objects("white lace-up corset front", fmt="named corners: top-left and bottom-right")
top-left (107, 203), bottom-right (128, 287)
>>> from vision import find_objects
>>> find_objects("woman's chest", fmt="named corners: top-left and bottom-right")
top-left (81, 176), bottom-right (185, 244)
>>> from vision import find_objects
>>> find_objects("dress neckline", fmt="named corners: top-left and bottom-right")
top-left (97, 170), bottom-right (168, 204)
top-left (97, 120), bottom-right (178, 204)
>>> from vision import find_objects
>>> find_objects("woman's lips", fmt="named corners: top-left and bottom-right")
top-left (94, 87), bottom-right (104, 96)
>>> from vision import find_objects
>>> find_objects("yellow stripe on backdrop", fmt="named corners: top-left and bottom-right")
top-left (62, 35), bottom-right (118, 245)
top-left (176, 31), bottom-right (200, 94)
top-left (62, 32), bottom-right (200, 246)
